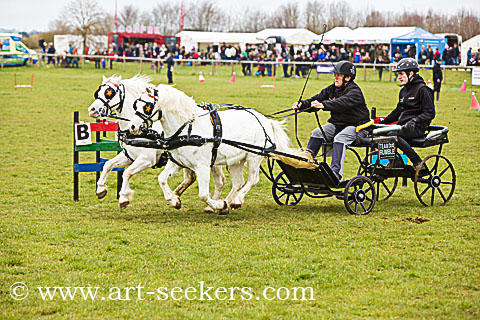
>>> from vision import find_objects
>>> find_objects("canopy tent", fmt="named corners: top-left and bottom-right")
top-left (461, 34), bottom-right (480, 66)
top-left (53, 35), bottom-right (108, 54)
top-left (391, 28), bottom-right (446, 61)
top-left (314, 27), bottom-right (353, 45)
top-left (255, 28), bottom-right (317, 45)
top-left (177, 29), bottom-right (317, 52)
top-left (176, 31), bottom-right (262, 52)
top-left (345, 27), bottom-right (416, 44)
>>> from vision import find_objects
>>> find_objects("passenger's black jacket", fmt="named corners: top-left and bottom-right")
top-left (299, 81), bottom-right (370, 127)
top-left (382, 74), bottom-right (435, 127)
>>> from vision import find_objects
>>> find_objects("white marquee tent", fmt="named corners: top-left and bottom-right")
top-left (461, 34), bottom-right (480, 66)
top-left (314, 27), bottom-right (353, 44)
top-left (54, 35), bottom-right (108, 54)
top-left (177, 28), bottom-right (318, 52)
top-left (176, 27), bottom-right (424, 53)
top-left (255, 28), bottom-right (318, 45)
top-left (345, 27), bottom-right (417, 44)
top-left (175, 31), bottom-right (262, 52)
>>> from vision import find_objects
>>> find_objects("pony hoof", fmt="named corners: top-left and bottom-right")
top-left (204, 206), bottom-right (215, 214)
top-left (230, 203), bottom-right (242, 210)
top-left (97, 190), bottom-right (107, 199)
top-left (174, 200), bottom-right (181, 210)
top-left (218, 201), bottom-right (229, 215)
top-left (218, 208), bottom-right (229, 215)
top-left (119, 201), bottom-right (129, 210)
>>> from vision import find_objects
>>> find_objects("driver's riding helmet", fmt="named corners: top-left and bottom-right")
top-left (332, 61), bottom-right (356, 80)
top-left (394, 58), bottom-right (420, 73)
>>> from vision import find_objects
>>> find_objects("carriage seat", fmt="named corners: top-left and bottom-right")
top-left (408, 125), bottom-right (449, 147)
top-left (350, 125), bottom-right (449, 148)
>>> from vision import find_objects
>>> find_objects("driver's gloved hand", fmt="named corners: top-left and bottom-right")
top-left (401, 118), bottom-right (416, 136)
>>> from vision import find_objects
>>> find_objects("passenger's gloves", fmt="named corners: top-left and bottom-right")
top-left (401, 119), bottom-right (417, 136)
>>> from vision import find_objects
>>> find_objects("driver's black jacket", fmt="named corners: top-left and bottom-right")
top-left (298, 81), bottom-right (370, 127)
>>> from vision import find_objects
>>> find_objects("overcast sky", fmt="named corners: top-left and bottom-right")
top-left (1, 0), bottom-right (479, 32)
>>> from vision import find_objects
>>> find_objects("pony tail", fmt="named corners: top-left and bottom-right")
top-left (269, 119), bottom-right (290, 151)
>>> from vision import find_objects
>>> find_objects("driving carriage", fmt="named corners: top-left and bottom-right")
top-left (262, 117), bottom-right (455, 215)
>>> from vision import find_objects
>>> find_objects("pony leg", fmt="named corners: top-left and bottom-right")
top-left (204, 166), bottom-right (226, 213)
top-left (97, 153), bottom-right (132, 199)
top-left (173, 168), bottom-right (196, 197)
top-left (118, 155), bottom-right (155, 209)
top-left (196, 166), bottom-right (228, 214)
top-left (158, 161), bottom-right (183, 209)
top-left (224, 162), bottom-right (245, 210)
top-left (235, 156), bottom-right (264, 206)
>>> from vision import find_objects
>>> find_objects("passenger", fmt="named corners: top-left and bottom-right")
top-left (380, 58), bottom-right (435, 171)
top-left (292, 61), bottom-right (370, 181)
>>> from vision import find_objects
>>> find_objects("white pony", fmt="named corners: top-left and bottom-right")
top-left (128, 84), bottom-right (291, 214)
top-left (87, 75), bottom-right (225, 209)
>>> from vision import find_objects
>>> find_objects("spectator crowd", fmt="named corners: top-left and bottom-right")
top-left (41, 38), bottom-right (480, 74)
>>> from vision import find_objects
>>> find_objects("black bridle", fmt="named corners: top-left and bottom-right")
top-left (132, 89), bottom-right (162, 129)
top-left (93, 81), bottom-right (125, 116)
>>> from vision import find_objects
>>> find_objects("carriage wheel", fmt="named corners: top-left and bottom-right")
top-left (357, 151), bottom-right (398, 201)
top-left (414, 154), bottom-right (456, 207)
top-left (272, 171), bottom-right (304, 206)
top-left (343, 176), bottom-right (376, 215)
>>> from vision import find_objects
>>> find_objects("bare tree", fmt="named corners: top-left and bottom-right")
top-left (186, 0), bottom-right (225, 31)
top-left (269, 3), bottom-right (300, 28)
top-left (364, 10), bottom-right (388, 27)
top-left (449, 9), bottom-right (480, 40)
top-left (150, 2), bottom-right (182, 34)
top-left (48, 20), bottom-right (71, 35)
top-left (118, 4), bottom-right (139, 26)
top-left (305, 0), bottom-right (325, 33)
top-left (326, 1), bottom-right (354, 28)
top-left (49, 0), bottom-right (112, 53)
top-left (237, 7), bottom-right (271, 32)
top-left (394, 10), bottom-right (425, 27)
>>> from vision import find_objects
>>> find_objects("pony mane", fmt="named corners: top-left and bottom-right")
top-left (156, 84), bottom-right (198, 123)
top-left (121, 74), bottom-right (152, 93)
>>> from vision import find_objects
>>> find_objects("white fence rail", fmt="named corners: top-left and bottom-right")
top-left (1, 52), bottom-right (474, 84)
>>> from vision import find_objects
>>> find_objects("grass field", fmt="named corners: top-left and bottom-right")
top-left (1, 62), bottom-right (479, 319)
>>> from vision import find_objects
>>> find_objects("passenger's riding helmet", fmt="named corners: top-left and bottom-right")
top-left (394, 58), bottom-right (419, 73)
top-left (332, 61), bottom-right (356, 80)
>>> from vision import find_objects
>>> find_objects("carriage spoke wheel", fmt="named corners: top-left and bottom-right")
top-left (343, 176), bottom-right (376, 215)
top-left (272, 171), bottom-right (303, 206)
top-left (414, 154), bottom-right (456, 207)
top-left (358, 151), bottom-right (398, 201)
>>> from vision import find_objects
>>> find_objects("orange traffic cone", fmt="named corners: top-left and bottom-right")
top-left (427, 80), bottom-right (433, 89)
top-left (460, 80), bottom-right (467, 92)
top-left (229, 72), bottom-right (236, 83)
top-left (470, 92), bottom-right (479, 110)
top-left (199, 72), bottom-right (205, 82)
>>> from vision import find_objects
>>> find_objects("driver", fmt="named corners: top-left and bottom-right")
top-left (292, 61), bottom-right (370, 181)
top-left (380, 58), bottom-right (435, 171)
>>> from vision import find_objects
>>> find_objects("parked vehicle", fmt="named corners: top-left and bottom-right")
top-left (0, 33), bottom-right (38, 66)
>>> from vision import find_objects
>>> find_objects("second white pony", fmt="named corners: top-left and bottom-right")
top-left (128, 84), bottom-right (291, 214)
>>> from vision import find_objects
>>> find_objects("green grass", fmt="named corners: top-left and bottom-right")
top-left (0, 62), bottom-right (479, 319)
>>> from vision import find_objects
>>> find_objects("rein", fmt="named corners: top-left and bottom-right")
top-left (99, 113), bottom-right (131, 122)
top-left (265, 106), bottom-right (313, 119)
